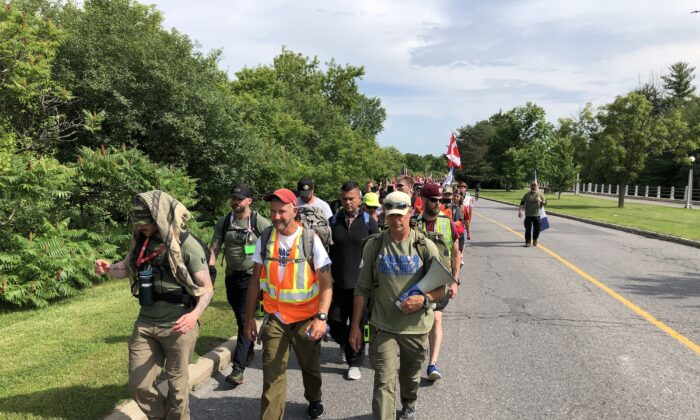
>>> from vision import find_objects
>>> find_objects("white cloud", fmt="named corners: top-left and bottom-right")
top-left (148, 0), bottom-right (700, 153)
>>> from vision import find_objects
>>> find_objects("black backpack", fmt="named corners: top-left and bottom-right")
top-left (220, 211), bottom-right (262, 239)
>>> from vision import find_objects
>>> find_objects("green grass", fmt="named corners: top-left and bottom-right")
top-left (480, 189), bottom-right (700, 241)
top-left (0, 268), bottom-right (235, 420)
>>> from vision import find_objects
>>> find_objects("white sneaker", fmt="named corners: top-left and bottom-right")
top-left (339, 346), bottom-right (346, 364)
top-left (345, 366), bottom-right (361, 380)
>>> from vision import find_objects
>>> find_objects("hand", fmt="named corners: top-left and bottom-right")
top-left (244, 318), bottom-right (258, 343)
top-left (517, 210), bottom-right (523, 219)
top-left (94, 259), bottom-right (111, 275)
top-left (448, 283), bottom-right (458, 299)
top-left (172, 312), bottom-right (198, 334)
top-left (304, 319), bottom-right (327, 341)
top-left (348, 324), bottom-right (362, 353)
top-left (400, 294), bottom-right (425, 314)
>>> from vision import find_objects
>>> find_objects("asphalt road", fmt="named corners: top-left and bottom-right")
top-left (190, 200), bottom-right (700, 419)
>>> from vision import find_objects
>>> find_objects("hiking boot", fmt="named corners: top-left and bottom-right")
top-left (399, 406), bottom-right (416, 419)
top-left (345, 366), bottom-right (361, 380)
top-left (427, 364), bottom-right (442, 381)
top-left (225, 368), bottom-right (244, 385)
top-left (533, 240), bottom-right (538, 247)
top-left (525, 242), bottom-right (531, 247)
top-left (246, 348), bottom-right (255, 366)
top-left (306, 400), bottom-right (324, 419)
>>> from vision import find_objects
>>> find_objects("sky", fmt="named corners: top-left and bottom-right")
top-left (147, 0), bottom-right (700, 155)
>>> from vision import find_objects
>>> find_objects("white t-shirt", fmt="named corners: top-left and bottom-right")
top-left (252, 226), bottom-right (331, 323)
top-left (252, 226), bottom-right (332, 282)
top-left (297, 196), bottom-right (333, 219)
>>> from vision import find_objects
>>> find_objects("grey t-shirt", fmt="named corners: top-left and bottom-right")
top-left (354, 230), bottom-right (440, 334)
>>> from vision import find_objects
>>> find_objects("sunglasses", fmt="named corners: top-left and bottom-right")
top-left (440, 199), bottom-right (451, 204)
top-left (426, 196), bottom-right (440, 203)
top-left (396, 184), bottom-right (405, 189)
top-left (384, 202), bottom-right (409, 210)
top-left (365, 206), bottom-right (378, 210)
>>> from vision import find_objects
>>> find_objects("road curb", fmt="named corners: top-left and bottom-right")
top-left (104, 336), bottom-right (237, 420)
top-left (481, 197), bottom-right (700, 249)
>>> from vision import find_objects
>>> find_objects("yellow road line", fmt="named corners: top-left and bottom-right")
top-left (474, 210), bottom-right (700, 356)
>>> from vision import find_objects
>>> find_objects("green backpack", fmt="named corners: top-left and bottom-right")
top-left (361, 229), bottom-right (431, 288)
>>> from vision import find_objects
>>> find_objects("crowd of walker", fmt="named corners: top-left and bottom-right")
top-left (94, 176), bottom-right (547, 420)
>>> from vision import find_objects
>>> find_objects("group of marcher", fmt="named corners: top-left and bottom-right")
top-left (92, 175), bottom-right (502, 420)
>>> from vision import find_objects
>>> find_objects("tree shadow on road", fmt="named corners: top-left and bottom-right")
top-left (619, 272), bottom-right (700, 301)
top-left (0, 384), bottom-right (127, 420)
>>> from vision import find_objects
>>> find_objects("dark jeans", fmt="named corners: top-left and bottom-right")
top-left (225, 271), bottom-right (254, 371)
top-left (524, 216), bottom-right (541, 243)
top-left (328, 287), bottom-right (365, 367)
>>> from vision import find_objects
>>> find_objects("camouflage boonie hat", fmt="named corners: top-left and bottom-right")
top-left (129, 196), bottom-right (154, 225)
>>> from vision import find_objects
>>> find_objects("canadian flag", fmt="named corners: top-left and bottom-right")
top-left (446, 132), bottom-right (461, 169)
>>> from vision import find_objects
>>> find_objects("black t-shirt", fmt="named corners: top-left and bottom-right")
top-left (329, 210), bottom-right (379, 289)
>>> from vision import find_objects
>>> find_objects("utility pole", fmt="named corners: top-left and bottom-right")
top-left (685, 156), bottom-right (695, 209)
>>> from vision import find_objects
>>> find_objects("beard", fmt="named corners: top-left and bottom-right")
top-left (426, 205), bottom-right (439, 217)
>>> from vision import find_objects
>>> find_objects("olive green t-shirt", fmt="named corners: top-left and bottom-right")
top-left (137, 235), bottom-right (208, 327)
top-left (354, 230), bottom-right (440, 335)
top-left (520, 190), bottom-right (547, 217)
top-left (211, 212), bottom-right (271, 275)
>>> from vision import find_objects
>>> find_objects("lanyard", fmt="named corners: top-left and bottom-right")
top-left (137, 237), bottom-right (165, 266)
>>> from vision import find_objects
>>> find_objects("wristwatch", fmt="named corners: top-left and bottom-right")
top-left (315, 312), bottom-right (327, 321)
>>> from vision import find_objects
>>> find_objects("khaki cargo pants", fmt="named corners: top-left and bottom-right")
top-left (260, 315), bottom-right (322, 420)
top-left (368, 327), bottom-right (428, 420)
top-left (128, 320), bottom-right (199, 420)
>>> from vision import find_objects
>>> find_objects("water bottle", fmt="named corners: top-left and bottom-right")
top-left (138, 268), bottom-right (155, 306)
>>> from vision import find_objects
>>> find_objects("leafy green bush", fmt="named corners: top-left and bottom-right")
top-left (0, 146), bottom-right (199, 308)
top-left (0, 220), bottom-right (120, 308)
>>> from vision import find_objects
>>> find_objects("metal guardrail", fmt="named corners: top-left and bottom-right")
top-left (575, 183), bottom-right (700, 202)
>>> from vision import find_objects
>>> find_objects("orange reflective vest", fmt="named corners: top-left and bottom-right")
top-left (259, 228), bottom-right (319, 323)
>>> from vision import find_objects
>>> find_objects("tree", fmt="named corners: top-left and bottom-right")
top-left (456, 120), bottom-right (496, 184)
top-left (501, 147), bottom-right (527, 191)
top-left (545, 135), bottom-right (579, 198)
top-left (590, 92), bottom-right (664, 207)
top-left (662, 61), bottom-right (696, 103)
top-left (0, 3), bottom-right (88, 154)
top-left (487, 102), bottom-right (553, 184)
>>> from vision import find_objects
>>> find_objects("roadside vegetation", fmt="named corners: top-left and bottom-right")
top-left (0, 265), bottom-right (233, 420)
top-left (480, 190), bottom-right (700, 241)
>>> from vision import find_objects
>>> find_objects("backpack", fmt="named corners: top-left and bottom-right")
top-left (330, 210), bottom-right (371, 231)
top-left (297, 204), bottom-right (332, 249)
top-left (450, 203), bottom-right (463, 222)
top-left (179, 231), bottom-right (216, 284)
top-left (361, 229), bottom-right (431, 288)
top-left (220, 211), bottom-right (261, 239)
top-left (258, 225), bottom-right (317, 271)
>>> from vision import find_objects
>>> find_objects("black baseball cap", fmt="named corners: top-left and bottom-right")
top-left (230, 183), bottom-right (253, 199)
top-left (297, 178), bottom-right (314, 197)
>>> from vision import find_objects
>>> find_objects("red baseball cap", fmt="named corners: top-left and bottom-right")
top-left (421, 183), bottom-right (442, 198)
top-left (264, 188), bottom-right (297, 205)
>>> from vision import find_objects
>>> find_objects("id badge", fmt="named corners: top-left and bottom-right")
top-left (244, 243), bottom-right (256, 255)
